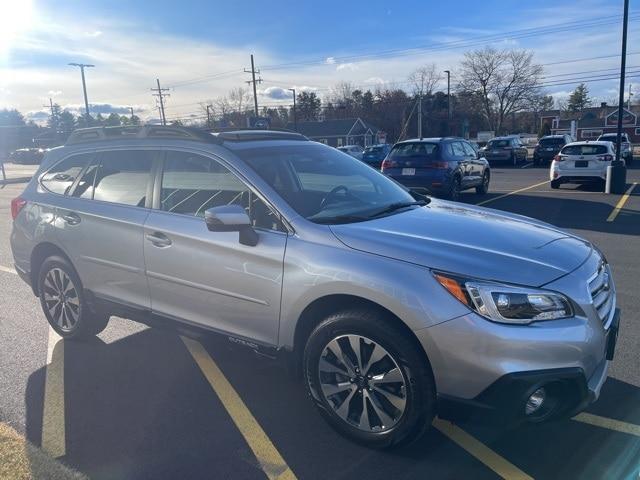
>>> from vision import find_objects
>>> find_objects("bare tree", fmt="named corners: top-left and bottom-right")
top-left (458, 47), bottom-right (543, 133)
top-left (228, 87), bottom-right (251, 114)
top-left (408, 64), bottom-right (442, 96)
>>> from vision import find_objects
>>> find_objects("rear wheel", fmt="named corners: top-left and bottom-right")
top-left (447, 176), bottom-right (461, 201)
top-left (550, 179), bottom-right (561, 189)
top-left (38, 256), bottom-right (110, 340)
top-left (476, 171), bottom-right (490, 194)
top-left (303, 310), bottom-right (436, 448)
top-left (511, 151), bottom-right (518, 166)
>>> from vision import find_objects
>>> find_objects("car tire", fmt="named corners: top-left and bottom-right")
top-left (38, 255), bottom-right (110, 340)
top-left (511, 152), bottom-right (517, 166)
top-left (303, 309), bottom-right (436, 449)
top-left (446, 176), bottom-right (461, 201)
top-left (533, 157), bottom-right (540, 167)
top-left (550, 179), bottom-right (561, 189)
top-left (476, 171), bottom-right (490, 194)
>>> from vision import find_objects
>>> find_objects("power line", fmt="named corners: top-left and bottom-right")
top-left (151, 78), bottom-right (170, 125)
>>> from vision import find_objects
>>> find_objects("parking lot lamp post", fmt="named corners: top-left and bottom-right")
top-left (288, 89), bottom-right (297, 132)
top-left (444, 70), bottom-right (451, 135)
top-left (68, 63), bottom-right (94, 122)
top-left (615, 0), bottom-right (629, 162)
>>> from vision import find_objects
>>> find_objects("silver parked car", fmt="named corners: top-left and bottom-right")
top-left (337, 144), bottom-right (364, 160)
top-left (11, 126), bottom-right (620, 448)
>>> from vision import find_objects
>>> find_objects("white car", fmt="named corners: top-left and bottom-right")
top-left (597, 133), bottom-right (633, 165)
top-left (550, 141), bottom-right (617, 190)
top-left (338, 145), bottom-right (364, 160)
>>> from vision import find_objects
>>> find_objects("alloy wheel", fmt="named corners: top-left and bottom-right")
top-left (317, 334), bottom-right (407, 432)
top-left (42, 267), bottom-right (80, 332)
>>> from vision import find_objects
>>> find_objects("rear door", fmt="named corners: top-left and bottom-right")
top-left (461, 141), bottom-right (483, 182)
top-left (143, 149), bottom-right (287, 346)
top-left (54, 148), bottom-right (158, 309)
top-left (450, 141), bottom-right (471, 186)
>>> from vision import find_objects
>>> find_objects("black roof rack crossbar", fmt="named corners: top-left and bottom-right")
top-left (65, 125), bottom-right (223, 145)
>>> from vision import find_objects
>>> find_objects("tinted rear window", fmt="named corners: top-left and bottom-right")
top-left (488, 139), bottom-right (511, 148)
top-left (561, 145), bottom-right (608, 155)
top-left (600, 134), bottom-right (628, 142)
top-left (539, 138), bottom-right (565, 146)
top-left (389, 143), bottom-right (438, 159)
top-left (364, 147), bottom-right (384, 154)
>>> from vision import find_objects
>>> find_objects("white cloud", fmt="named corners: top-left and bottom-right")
top-left (261, 86), bottom-right (293, 100)
top-left (84, 30), bottom-right (102, 38)
top-left (336, 62), bottom-right (358, 71)
top-left (364, 77), bottom-right (386, 85)
top-left (325, 57), bottom-right (336, 65)
top-left (47, 90), bottom-right (62, 97)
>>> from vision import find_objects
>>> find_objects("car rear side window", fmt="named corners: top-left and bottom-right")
top-left (389, 142), bottom-right (438, 160)
top-left (561, 145), bottom-right (608, 155)
top-left (89, 150), bottom-right (155, 207)
top-left (160, 151), bottom-right (283, 231)
top-left (40, 153), bottom-right (92, 195)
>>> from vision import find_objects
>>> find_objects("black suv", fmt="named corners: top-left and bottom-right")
top-left (533, 135), bottom-right (573, 166)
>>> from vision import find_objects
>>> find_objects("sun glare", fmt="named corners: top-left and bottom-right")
top-left (0, 0), bottom-right (34, 56)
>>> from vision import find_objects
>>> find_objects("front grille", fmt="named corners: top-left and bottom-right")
top-left (588, 260), bottom-right (614, 328)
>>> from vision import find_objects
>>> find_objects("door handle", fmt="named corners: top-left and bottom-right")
top-left (61, 212), bottom-right (81, 225)
top-left (145, 232), bottom-right (172, 248)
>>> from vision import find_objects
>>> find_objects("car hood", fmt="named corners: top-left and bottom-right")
top-left (330, 199), bottom-right (593, 287)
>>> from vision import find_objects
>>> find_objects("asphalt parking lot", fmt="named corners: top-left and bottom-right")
top-left (0, 161), bottom-right (639, 480)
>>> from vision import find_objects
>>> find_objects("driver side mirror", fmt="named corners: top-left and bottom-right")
top-left (204, 205), bottom-right (258, 247)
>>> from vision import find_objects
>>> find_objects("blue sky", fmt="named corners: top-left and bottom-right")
top-left (0, 0), bottom-right (638, 122)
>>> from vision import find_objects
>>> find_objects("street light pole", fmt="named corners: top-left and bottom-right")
top-left (444, 70), bottom-right (451, 135)
top-left (206, 105), bottom-right (212, 129)
top-left (288, 88), bottom-right (297, 131)
top-left (68, 63), bottom-right (94, 121)
top-left (615, 0), bottom-right (629, 163)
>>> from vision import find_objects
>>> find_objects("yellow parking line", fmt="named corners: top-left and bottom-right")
top-left (476, 180), bottom-right (549, 206)
top-left (606, 182), bottom-right (637, 222)
top-left (572, 412), bottom-right (640, 437)
top-left (41, 327), bottom-right (65, 458)
top-left (433, 418), bottom-right (533, 480)
top-left (0, 265), bottom-right (16, 275)
top-left (182, 337), bottom-right (297, 480)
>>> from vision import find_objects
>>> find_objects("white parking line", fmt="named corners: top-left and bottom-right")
top-left (520, 163), bottom-right (533, 169)
top-left (0, 264), bottom-right (17, 275)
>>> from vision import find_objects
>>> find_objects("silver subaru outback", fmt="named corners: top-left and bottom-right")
top-left (10, 126), bottom-right (620, 448)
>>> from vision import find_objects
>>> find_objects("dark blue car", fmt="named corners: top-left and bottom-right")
top-left (381, 138), bottom-right (490, 201)
top-left (361, 144), bottom-right (392, 168)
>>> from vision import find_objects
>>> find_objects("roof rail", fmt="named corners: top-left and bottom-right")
top-left (65, 125), bottom-right (222, 145)
top-left (212, 129), bottom-right (308, 142)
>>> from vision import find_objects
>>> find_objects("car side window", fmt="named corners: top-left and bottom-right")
top-left (160, 151), bottom-right (284, 232)
top-left (87, 150), bottom-right (155, 207)
top-left (40, 153), bottom-right (92, 195)
top-left (451, 142), bottom-right (466, 157)
top-left (461, 142), bottom-right (477, 157)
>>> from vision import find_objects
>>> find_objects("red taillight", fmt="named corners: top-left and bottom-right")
top-left (381, 159), bottom-right (396, 170)
top-left (431, 161), bottom-right (449, 169)
top-left (554, 154), bottom-right (564, 162)
top-left (11, 197), bottom-right (27, 220)
top-left (597, 154), bottom-right (613, 161)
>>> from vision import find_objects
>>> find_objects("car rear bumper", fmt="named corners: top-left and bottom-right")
top-left (384, 170), bottom-right (451, 192)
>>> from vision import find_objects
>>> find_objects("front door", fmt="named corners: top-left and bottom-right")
top-left (143, 149), bottom-right (287, 346)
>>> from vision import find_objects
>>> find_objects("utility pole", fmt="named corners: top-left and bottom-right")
top-left (245, 54), bottom-right (262, 117)
top-left (628, 83), bottom-right (633, 109)
top-left (206, 105), bottom-right (212, 129)
top-left (615, 0), bottom-right (629, 163)
top-left (68, 63), bottom-right (94, 121)
top-left (43, 98), bottom-right (56, 126)
top-left (129, 107), bottom-right (134, 117)
top-left (417, 93), bottom-right (423, 139)
top-left (151, 78), bottom-right (170, 125)
top-left (444, 70), bottom-right (451, 135)
top-left (288, 88), bottom-right (297, 131)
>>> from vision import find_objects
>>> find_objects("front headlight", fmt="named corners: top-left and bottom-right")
top-left (434, 272), bottom-right (573, 324)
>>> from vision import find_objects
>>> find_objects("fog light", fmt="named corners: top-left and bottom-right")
top-left (525, 388), bottom-right (546, 415)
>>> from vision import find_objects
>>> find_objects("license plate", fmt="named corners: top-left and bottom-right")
top-left (575, 160), bottom-right (588, 167)
top-left (402, 168), bottom-right (415, 176)
top-left (545, 147), bottom-right (554, 151)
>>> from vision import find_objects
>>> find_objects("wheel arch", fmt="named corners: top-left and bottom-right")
top-left (290, 294), bottom-right (434, 381)
top-left (30, 242), bottom-right (74, 296)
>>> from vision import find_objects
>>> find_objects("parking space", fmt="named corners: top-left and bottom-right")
top-left (1, 162), bottom-right (640, 479)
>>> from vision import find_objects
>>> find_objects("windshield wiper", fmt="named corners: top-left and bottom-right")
top-left (312, 215), bottom-right (370, 225)
top-left (367, 200), bottom-right (428, 219)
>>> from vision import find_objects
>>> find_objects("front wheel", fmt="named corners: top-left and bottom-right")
top-left (303, 310), bottom-right (436, 448)
top-left (550, 179), bottom-right (561, 189)
top-left (38, 256), bottom-right (110, 340)
top-left (476, 171), bottom-right (490, 194)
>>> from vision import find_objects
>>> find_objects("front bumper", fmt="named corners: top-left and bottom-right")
top-left (432, 307), bottom-right (620, 425)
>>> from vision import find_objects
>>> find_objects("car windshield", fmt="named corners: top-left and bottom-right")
top-left (561, 144), bottom-right (608, 155)
top-left (238, 143), bottom-right (419, 224)
top-left (488, 139), bottom-right (511, 148)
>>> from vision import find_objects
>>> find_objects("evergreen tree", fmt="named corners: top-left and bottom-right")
top-left (567, 84), bottom-right (591, 113)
